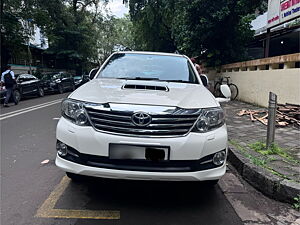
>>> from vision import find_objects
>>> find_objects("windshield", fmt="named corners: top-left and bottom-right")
top-left (97, 53), bottom-right (199, 84)
top-left (73, 76), bottom-right (82, 80)
top-left (42, 73), bottom-right (60, 80)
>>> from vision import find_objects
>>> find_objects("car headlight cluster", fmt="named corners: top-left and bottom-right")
top-left (61, 99), bottom-right (89, 126)
top-left (192, 107), bottom-right (225, 133)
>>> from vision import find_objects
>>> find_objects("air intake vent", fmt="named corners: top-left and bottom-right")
top-left (123, 84), bottom-right (169, 92)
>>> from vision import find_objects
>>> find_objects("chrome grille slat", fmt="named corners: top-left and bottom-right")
top-left (151, 117), bottom-right (197, 122)
top-left (93, 123), bottom-right (189, 134)
top-left (90, 117), bottom-right (193, 129)
top-left (85, 105), bottom-right (200, 137)
top-left (87, 111), bottom-right (132, 121)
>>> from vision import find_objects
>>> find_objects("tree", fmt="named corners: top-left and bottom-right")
top-left (95, 15), bottom-right (135, 63)
top-left (125, 0), bottom-right (267, 66)
top-left (128, 0), bottom-right (176, 52)
top-left (172, 0), bottom-right (266, 66)
top-left (1, 0), bottom-right (30, 69)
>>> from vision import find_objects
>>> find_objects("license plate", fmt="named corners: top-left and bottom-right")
top-left (109, 144), bottom-right (169, 160)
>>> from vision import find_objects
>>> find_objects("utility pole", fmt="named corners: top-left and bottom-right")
top-left (27, 18), bottom-right (33, 74)
top-left (266, 92), bottom-right (277, 148)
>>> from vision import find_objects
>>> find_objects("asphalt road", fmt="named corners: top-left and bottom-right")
top-left (0, 93), bottom-right (243, 225)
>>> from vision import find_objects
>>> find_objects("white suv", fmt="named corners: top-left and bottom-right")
top-left (55, 52), bottom-right (228, 184)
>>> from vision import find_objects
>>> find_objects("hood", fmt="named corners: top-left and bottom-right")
top-left (69, 78), bottom-right (219, 109)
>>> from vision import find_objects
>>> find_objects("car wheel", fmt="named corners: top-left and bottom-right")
top-left (13, 90), bottom-right (21, 103)
top-left (58, 85), bottom-right (64, 94)
top-left (38, 87), bottom-right (44, 97)
top-left (66, 172), bottom-right (84, 182)
top-left (205, 179), bottom-right (219, 186)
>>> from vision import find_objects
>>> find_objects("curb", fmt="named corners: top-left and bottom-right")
top-left (228, 144), bottom-right (300, 204)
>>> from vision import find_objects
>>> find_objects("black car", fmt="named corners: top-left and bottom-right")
top-left (73, 75), bottom-right (90, 88)
top-left (1, 74), bottom-right (44, 103)
top-left (41, 72), bottom-right (75, 94)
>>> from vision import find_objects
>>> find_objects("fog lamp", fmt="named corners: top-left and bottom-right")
top-left (56, 141), bottom-right (68, 156)
top-left (212, 150), bottom-right (226, 166)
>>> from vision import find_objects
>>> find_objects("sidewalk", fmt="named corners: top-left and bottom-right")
top-left (222, 100), bottom-right (300, 204)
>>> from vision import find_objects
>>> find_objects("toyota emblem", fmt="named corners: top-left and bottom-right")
top-left (131, 112), bottom-right (152, 127)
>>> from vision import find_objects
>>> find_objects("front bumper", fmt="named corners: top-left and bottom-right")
top-left (56, 155), bottom-right (226, 181)
top-left (56, 117), bottom-right (228, 181)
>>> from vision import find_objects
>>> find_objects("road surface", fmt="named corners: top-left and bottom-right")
top-left (0, 93), bottom-right (243, 225)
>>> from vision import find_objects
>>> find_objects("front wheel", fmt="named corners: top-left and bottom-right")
top-left (66, 172), bottom-right (84, 182)
top-left (13, 90), bottom-right (21, 103)
top-left (37, 87), bottom-right (44, 97)
top-left (205, 179), bottom-right (219, 186)
top-left (229, 83), bottom-right (239, 100)
top-left (58, 85), bottom-right (64, 94)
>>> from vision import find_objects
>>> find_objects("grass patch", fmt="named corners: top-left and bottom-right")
top-left (229, 140), bottom-right (267, 166)
top-left (229, 139), bottom-right (298, 182)
top-left (293, 195), bottom-right (300, 211)
top-left (248, 142), bottom-right (299, 164)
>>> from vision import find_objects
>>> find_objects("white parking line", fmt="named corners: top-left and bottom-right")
top-left (0, 99), bottom-right (63, 121)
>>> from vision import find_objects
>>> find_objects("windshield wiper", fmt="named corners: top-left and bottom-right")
top-left (117, 77), bottom-right (160, 81)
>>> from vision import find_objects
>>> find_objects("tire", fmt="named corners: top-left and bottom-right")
top-left (229, 83), bottom-right (238, 100)
top-left (13, 90), bottom-right (21, 103)
top-left (37, 87), bottom-right (44, 97)
top-left (58, 85), bottom-right (64, 94)
top-left (214, 82), bottom-right (222, 97)
top-left (205, 179), bottom-right (219, 186)
top-left (66, 172), bottom-right (84, 182)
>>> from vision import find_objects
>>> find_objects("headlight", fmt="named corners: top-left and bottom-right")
top-left (192, 107), bottom-right (225, 133)
top-left (61, 99), bottom-right (89, 126)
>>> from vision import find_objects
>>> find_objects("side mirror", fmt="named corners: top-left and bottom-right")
top-left (200, 75), bottom-right (208, 87)
top-left (89, 68), bottom-right (99, 80)
top-left (216, 84), bottom-right (231, 103)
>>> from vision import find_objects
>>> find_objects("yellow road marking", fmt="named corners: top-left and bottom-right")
top-left (35, 176), bottom-right (120, 220)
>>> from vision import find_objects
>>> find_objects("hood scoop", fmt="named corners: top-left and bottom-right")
top-left (122, 84), bottom-right (169, 92)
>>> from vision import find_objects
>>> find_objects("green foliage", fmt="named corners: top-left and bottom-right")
top-left (96, 15), bottom-right (135, 63)
top-left (249, 142), bottom-right (299, 163)
top-left (125, 0), bottom-right (266, 66)
top-left (293, 195), bottom-right (300, 211)
top-left (230, 140), bottom-right (298, 182)
top-left (128, 0), bottom-right (176, 52)
top-left (2, 0), bottom-right (135, 72)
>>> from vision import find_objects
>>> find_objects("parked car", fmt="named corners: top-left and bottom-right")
top-left (41, 72), bottom-right (75, 94)
top-left (73, 75), bottom-right (90, 88)
top-left (0, 74), bottom-right (44, 103)
top-left (55, 51), bottom-right (228, 184)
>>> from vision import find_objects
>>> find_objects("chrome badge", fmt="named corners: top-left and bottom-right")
top-left (131, 112), bottom-right (152, 127)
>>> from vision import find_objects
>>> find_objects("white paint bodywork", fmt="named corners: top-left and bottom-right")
top-left (69, 78), bottom-right (219, 109)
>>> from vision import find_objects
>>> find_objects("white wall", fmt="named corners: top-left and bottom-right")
top-left (220, 68), bottom-right (300, 107)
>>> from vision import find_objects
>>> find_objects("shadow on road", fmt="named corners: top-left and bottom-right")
top-left (55, 177), bottom-right (242, 225)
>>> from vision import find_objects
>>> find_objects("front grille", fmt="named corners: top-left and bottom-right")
top-left (85, 106), bottom-right (200, 137)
